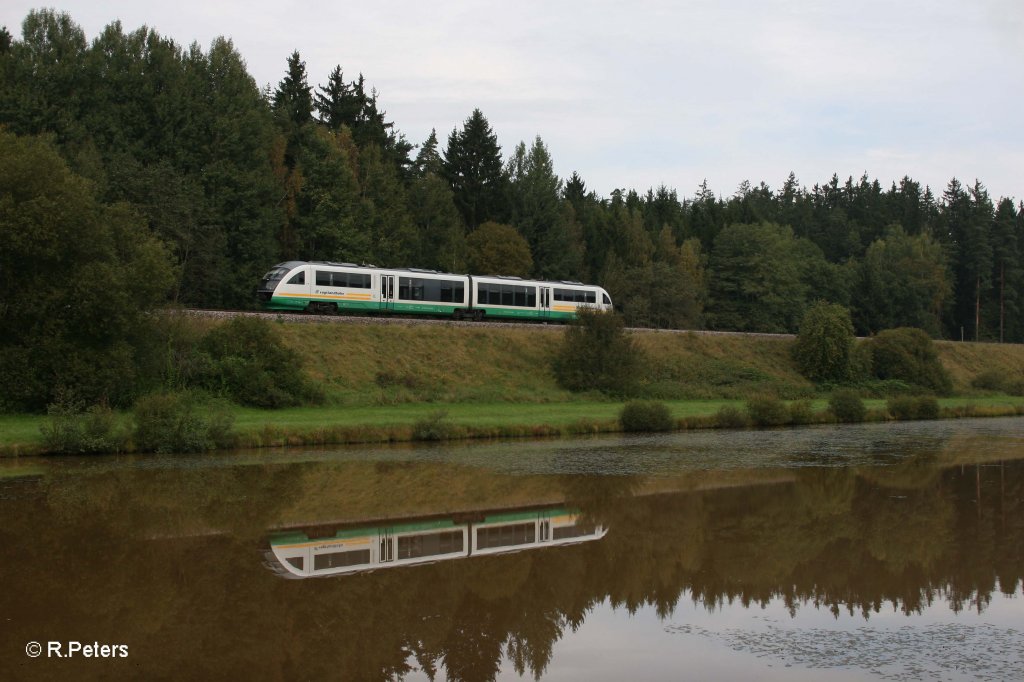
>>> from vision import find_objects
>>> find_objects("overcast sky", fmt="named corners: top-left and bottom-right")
top-left (4, 1), bottom-right (1022, 202)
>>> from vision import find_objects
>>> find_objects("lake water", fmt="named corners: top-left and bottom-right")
top-left (1, 418), bottom-right (1022, 681)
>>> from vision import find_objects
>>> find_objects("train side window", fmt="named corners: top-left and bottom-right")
top-left (397, 531), bottom-right (464, 559)
top-left (287, 272), bottom-right (305, 285)
top-left (603, 293), bottom-right (611, 305)
top-left (313, 549), bottom-right (371, 571)
top-left (513, 286), bottom-right (526, 307)
top-left (316, 271), bottom-right (331, 286)
top-left (353, 274), bottom-right (370, 289)
top-left (528, 288), bottom-right (537, 307)
top-left (586, 292), bottom-right (596, 303)
top-left (285, 556), bottom-right (304, 570)
top-left (476, 523), bottom-right (537, 549)
top-left (555, 288), bottom-right (575, 302)
top-left (399, 277), bottom-right (425, 300)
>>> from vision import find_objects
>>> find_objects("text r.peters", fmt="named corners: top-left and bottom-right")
top-left (46, 641), bottom-right (128, 658)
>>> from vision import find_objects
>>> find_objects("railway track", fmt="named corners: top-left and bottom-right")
top-left (179, 308), bottom-right (796, 340)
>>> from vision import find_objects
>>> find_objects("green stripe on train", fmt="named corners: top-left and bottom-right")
top-left (482, 508), bottom-right (573, 524)
top-left (264, 296), bottom-right (579, 319)
top-left (269, 518), bottom-right (459, 545)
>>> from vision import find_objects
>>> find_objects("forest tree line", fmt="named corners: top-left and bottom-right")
top-left (2, 9), bottom-right (1023, 342)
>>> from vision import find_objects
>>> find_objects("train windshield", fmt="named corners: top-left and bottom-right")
top-left (261, 267), bottom-right (289, 283)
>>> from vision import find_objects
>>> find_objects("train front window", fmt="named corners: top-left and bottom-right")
top-left (261, 267), bottom-right (288, 283)
top-left (603, 293), bottom-right (611, 305)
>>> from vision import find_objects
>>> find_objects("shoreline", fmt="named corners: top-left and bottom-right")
top-left (3, 396), bottom-right (1023, 458)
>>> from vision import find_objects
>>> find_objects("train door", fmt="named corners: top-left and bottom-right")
top-left (380, 274), bottom-right (396, 311)
top-left (540, 287), bottom-right (552, 319)
top-left (379, 531), bottom-right (395, 564)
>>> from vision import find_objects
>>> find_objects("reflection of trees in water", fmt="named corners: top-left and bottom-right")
top-left (1, 460), bottom-right (1022, 681)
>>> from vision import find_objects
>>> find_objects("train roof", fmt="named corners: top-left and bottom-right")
top-left (276, 261), bottom-right (605, 289)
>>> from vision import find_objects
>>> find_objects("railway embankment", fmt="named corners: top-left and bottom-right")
top-left (271, 319), bottom-right (1024, 403)
top-left (3, 318), bottom-right (1024, 456)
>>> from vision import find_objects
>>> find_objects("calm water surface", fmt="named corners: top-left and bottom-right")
top-left (1, 418), bottom-right (1023, 681)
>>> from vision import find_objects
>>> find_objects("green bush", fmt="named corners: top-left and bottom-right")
top-left (788, 399), bottom-right (815, 425)
top-left (971, 370), bottom-right (1024, 396)
top-left (198, 317), bottom-right (322, 408)
top-left (915, 395), bottom-right (940, 419)
top-left (829, 389), bottom-right (866, 423)
top-left (792, 302), bottom-right (855, 382)
top-left (133, 392), bottom-right (235, 453)
top-left (40, 401), bottom-right (128, 454)
top-left (715, 405), bottom-right (749, 429)
top-left (971, 369), bottom-right (1005, 392)
top-left (411, 410), bottom-right (455, 441)
top-left (887, 395), bottom-right (941, 420)
top-left (868, 328), bottom-right (952, 395)
top-left (619, 400), bottom-right (673, 432)
top-left (886, 395), bottom-right (918, 420)
top-left (553, 308), bottom-right (641, 396)
top-left (745, 395), bottom-right (790, 427)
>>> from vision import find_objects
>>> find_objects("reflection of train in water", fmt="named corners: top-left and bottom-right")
top-left (264, 507), bottom-right (607, 579)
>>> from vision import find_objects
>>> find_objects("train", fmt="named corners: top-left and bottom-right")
top-left (257, 261), bottom-right (613, 321)
top-left (264, 506), bottom-right (607, 579)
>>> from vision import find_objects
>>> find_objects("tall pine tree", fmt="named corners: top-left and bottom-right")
top-left (442, 108), bottom-right (508, 230)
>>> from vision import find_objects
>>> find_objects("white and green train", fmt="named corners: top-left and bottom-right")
top-left (264, 507), bottom-right (607, 579)
top-left (257, 261), bottom-right (613, 321)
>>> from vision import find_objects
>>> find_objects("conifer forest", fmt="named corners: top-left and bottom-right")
top-left (2, 10), bottom-right (1022, 342)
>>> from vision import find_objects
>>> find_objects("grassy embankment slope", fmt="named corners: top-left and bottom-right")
top-left (3, 321), bottom-right (1024, 453)
top-left (231, 323), bottom-right (1024, 443)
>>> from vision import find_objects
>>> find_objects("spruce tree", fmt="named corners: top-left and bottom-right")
top-left (273, 51), bottom-right (313, 129)
top-left (442, 108), bottom-right (508, 229)
top-left (314, 65), bottom-right (359, 131)
top-left (988, 198), bottom-right (1022, 342)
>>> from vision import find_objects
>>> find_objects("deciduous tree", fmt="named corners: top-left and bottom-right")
top-left (466, 221), bottom-right (532, 277)
top-left (0, 131), bottom-right (172, 410)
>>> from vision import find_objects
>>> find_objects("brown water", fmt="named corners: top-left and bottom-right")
top-left (1, 418), bottom-right (1023, 681)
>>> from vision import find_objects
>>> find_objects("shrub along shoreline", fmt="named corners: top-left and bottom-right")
top-left (3, 395), bottom-right (1024, 457)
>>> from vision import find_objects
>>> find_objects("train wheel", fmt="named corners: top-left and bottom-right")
top-left (452, 310), bottom-right (463, 321)
top-left (472, 310), bottom-right (484, 322)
